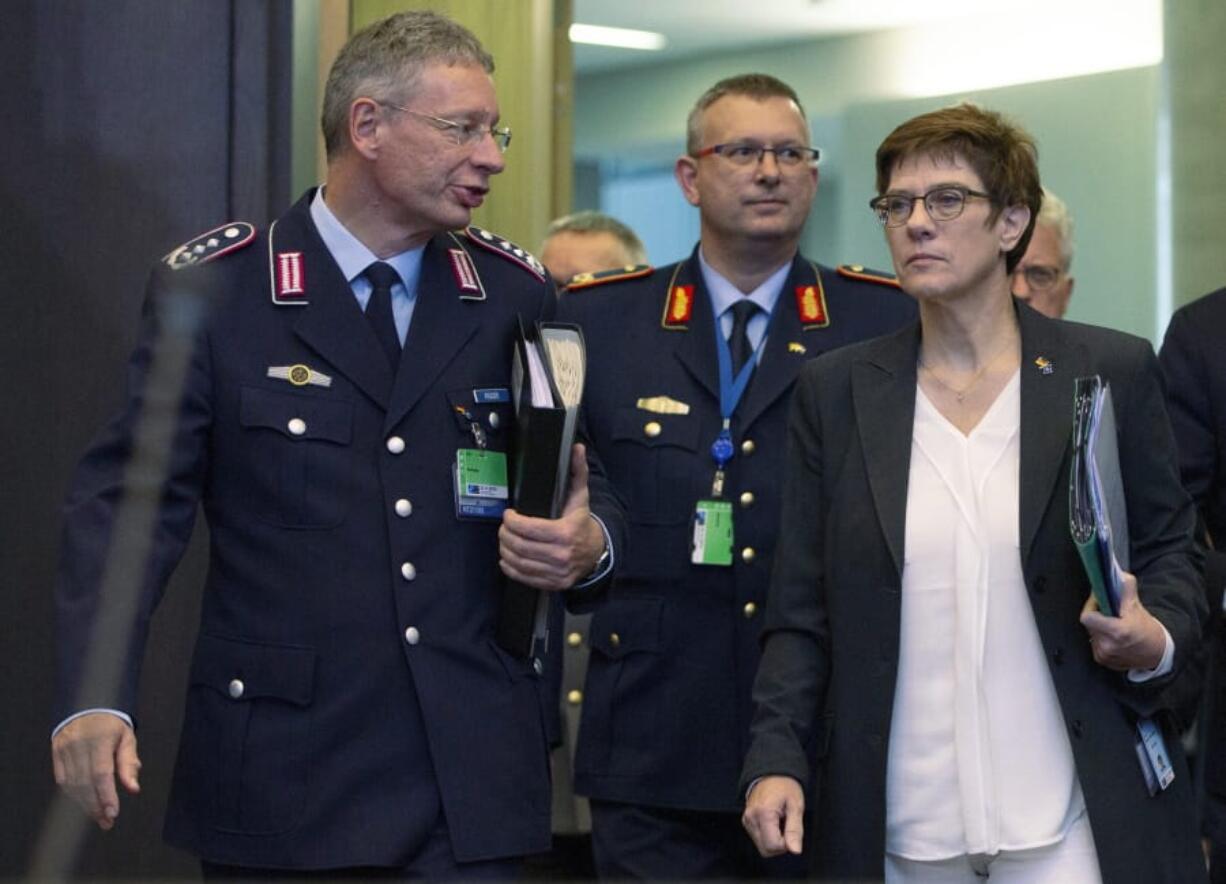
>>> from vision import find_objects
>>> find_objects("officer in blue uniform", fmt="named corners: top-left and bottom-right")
top-left (556, 74), bottom-right (916, 879)
top-left (51, 11), bottom-right (619, 877)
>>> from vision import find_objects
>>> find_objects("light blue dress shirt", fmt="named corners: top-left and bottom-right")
top-left (309, 187), bottom-right (423, 344)
top-left (697, 247), bottom-right (789, 363)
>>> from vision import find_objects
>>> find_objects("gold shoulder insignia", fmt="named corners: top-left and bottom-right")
top-left (566, 264), bottom-right (653, 291)
top-left (836, 264), bottom-right (900, 287)
top-left (163, 222), bottom-right (256, 270)
top-left (464, 226), bottom-right (547, 282)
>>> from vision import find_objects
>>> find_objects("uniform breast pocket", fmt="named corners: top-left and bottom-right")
top-left (239, 386), bottom-right (353, 529)
top-left (611, 407), bottom-right (701, 524)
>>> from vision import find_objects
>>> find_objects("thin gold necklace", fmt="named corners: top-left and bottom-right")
top-left (918, 336), bottom-right (1017, 403)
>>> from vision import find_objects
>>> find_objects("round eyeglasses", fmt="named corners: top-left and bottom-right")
top-left (694, 143), bottom-right (820, 167)
top-left (869, 185), bottom-right (992, 227)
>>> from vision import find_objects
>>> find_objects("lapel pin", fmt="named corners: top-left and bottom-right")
top-left (1034, 356), bottom-right (1054, 375)
top-left (788, 342), bottom-right (806, 354)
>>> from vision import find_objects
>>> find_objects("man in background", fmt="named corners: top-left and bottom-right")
top-left (1161, 286), bottom-right (1226, 882)
top-left (541, 210), bottom-right (647, 289)
top-left (1010, 185), bottom-right (1076, 317)
top-left (556, 73), bottom-right (915, 878)
top-left (535, 210), bottom-right (647, 878)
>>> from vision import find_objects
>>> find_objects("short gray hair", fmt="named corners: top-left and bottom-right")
top-left (1037, 186), bottom-right (1075, 269)
top-left (321, 10), bottom-right (494, 160)
top-left (685, 73), bottom-right (807, 156)
top-left (543, 211), bottom-right (647, 265)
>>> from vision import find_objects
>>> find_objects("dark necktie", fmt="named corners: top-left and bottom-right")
top-left (363, 261), bottom-right (402, 371)
top-left (728, 299), bottom-right (760, 376)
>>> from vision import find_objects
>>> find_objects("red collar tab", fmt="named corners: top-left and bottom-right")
top-left (448, 247), bottom-right (486, 300)
top-left (163, 222), bottom-right (255, 271)
top-left (662, 284), bottom-right (694, 328)
top-left (795, 279), bottom-right (829, 329)
top-left (273, 251), bottom-right (307, 304)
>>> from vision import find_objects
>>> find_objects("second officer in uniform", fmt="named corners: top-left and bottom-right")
top-left (556, 73), bottom-right (916, 878)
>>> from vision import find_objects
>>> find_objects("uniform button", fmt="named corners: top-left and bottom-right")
top-left (228, 678), bottom-right (245, 699)
top-left (742, 547), bottom-right (756, 564)
top-left (644, 421), bottom-right (662, 438)
top-left (400, 562), bottom-right (417, 581)
top-left (404, 626), bottom-right (420, 645)
top-left (488, 411), bottom-right (501, 429)
top-left (567, 689), bottom-right (583, 705)
top-left (741, 439), bottom-right (756, 456)
top-left (609, 632), bottom-right (621, 648)
top-left (739, 491), bottom-right (755, 508)
top-left (386, 435), bottom-right (406, 454)
top-left (567, 631), bottom-right (583, 648)
top-left (1052, 647), bottom-right (1064, 665)
top-left (1071, 719), bottom-right (1084, 738)
top-left (743, 602), bottom-right (757, 618)
top-left (532, 657), bottom-right (544, 676)
top-left (1033, 576), bottom-right (1047, 594)
top-left (394, 498), bottom-right (413, 517)
top-left (287, 418), bottom-right (306, 436)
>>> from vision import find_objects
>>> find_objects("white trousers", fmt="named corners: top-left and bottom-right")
top-left (884, 812), bottom-right (1102, 884)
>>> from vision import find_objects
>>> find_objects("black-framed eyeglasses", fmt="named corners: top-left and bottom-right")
top-left (694, 142), bottom-right (820, 167)
top-left (1011, 264), bottom-right (1064, 290)
top-left (376, 101), bottom-right (512, 152)
top-left (869, 185), bottom-right (992, 227)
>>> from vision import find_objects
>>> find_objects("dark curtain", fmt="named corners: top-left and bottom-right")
top-left (0, 0), bottom-right (293, 876)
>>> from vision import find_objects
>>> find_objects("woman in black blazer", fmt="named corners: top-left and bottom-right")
top-left (740, 104), bottom-right (1207, 883)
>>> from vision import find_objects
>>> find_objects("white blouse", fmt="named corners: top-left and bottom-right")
top-left (885, 371), bottom-right (1084, 860)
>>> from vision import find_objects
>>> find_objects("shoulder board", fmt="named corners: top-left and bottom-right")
top-left (463, 226), bottom-right (546, 282)
top-left (163, 222), bottom-right (256, 271)
top-left (836, 264), bottom-right (900, 287)
top-left (566, 264), bottom-right (654, 291)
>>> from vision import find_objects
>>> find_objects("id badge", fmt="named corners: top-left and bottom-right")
top-left (1135, 717), bottom-right (1175, 795)
top-left (454, 448), bottom-right (508, 520)
top-left (691, 499), bottom-right (734, 566)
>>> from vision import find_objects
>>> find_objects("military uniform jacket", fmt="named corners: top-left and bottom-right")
top-left (55, 191), bottom-right (623, 869)
top-left (556, 246), bottom-right (916, 812)
top-left (742, 304), bottom-right (1207, 881)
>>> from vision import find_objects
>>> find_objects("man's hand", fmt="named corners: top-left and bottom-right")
top-left (51, 712), bottom-right (141, 830)
top-left (499, 443), bottom-right (606, 591)
top-left (1081, 570), bottom-right (1167, 671)
top-left (742, 775), bottom-right (805, 857)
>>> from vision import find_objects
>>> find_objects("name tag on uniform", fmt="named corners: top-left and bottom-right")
top-left (691, 499), bottom-right (734, 566)
top-left (454, 448), bottom-right (508, 520)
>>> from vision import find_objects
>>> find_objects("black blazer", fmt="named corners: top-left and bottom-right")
top-left (743, 301), bottom-right (1207, 882)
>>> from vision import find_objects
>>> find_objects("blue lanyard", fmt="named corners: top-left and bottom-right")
top-left (710, 300), bottom-right (771, 470)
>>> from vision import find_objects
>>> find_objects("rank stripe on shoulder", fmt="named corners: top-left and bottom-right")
top-left (164, 221), bottom-right (255, 270)
top-left (836, 264), bottom-right (901, 287)
top-left (566, 264), bottom-right (653, 291)
top-left (463, 226), bottom-right (547, 283)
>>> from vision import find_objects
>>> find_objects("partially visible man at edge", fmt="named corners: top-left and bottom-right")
top-left (51, 10), bottom-right (622, 878)
top-left (555, 73), bottom-right (916, 879)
